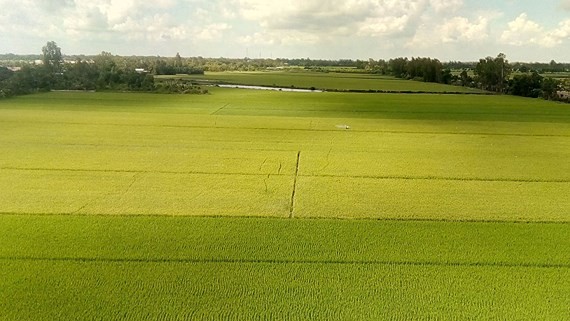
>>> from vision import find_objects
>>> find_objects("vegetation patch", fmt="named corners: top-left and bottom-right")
top-left (1, 216), bottom-right (569, 320)
top-left (1, 89), bottom-right (569, 319)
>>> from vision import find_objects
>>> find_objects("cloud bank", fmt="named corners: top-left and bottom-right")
top-left (0, 0), bottom-right (568, 61)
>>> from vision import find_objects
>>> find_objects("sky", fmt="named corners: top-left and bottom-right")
top-left (1, 0), bottom-right (569, 62)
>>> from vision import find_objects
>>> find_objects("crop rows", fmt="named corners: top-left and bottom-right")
top-left (2, 216), bottom-right (569, 265)
top-left (3, 90), bottom-right (570, 121)
top-left (2, 102), bottom-right (569, 220)
top-left (2, 89), bottom-right (570, 319)
top-left (0, 169), bottom-right (293, 216)
top-left (187, 71), bottom-right (485, 93)
top-left (2, 260), bottom-right (568, 321)
top-left (2, 166), bottom-right (569, 220)
top-left (1, 216), bottom-right (569, 320)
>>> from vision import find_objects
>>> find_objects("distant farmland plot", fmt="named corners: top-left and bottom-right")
top-left (161, 71), bottom-right (486, 93)
top-left (1, 216), bottom-right (569, 320)
top-left (2, 90), bottom-right (570, 220)
top-left (1, 89), bottom-right (569, 320)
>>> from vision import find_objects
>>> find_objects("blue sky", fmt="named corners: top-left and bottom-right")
top-left (1, 0), bottom-right (569, 62)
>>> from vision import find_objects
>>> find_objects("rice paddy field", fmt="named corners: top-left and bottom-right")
top-left (160, 71), bottom-right (485, 93)
top-left (1, 82), bottom-right (570, 320)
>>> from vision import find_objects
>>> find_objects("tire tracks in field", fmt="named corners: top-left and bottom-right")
top-left (0, 166), bottom-right (287, 177)
top-left (120, 172), bottom-right (143, 197)
top-left (303, 174), bottom-right (570, 184)
top-left (3, 166), bottom-right (570, 184)
top-left (211, 103), bottom-right (230, 115)
top-left (319, 147), bottom-right (333, 172)
top-left (1, 256), bottom-right (568, 270)
top-left (181, 107), bottom-right (570, 118)
top-left (2, 212), bottom-right (568, 225)
top-left (2, 119), bottom-right (570, 138)
top-left (289, 151), bottom-right (301, 218)
top-left (69, 172), bottom-right (142, 215)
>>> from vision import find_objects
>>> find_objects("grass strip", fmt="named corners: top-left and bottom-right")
top-left (1, 215), bottom-right (568, 266)
top-left (1, 215), bottom-right (569, 320)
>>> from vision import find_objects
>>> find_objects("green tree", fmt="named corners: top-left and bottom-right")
top-left (541, 77), bottom-right (561, 100)
top-left (459, 69), bottom-right (472, 86)
top-left (0, 67), bottom-right (14, 82)
top-left (64, 58), bottom-right (98, 90)
top-left (175, 52), bottom-right (182, 67)
top-left (441, 69), bottom-right (452, 84)
top-left (474, 53), bottom-right (511, 92)
top-left (389, 57), bottom-right (409, 78)
top-left (508, 72), bottom-right (543, 98)
top-left (41, 41), bottom-right (63, 73)
top-left (94, 51), bottom-right (120, 89)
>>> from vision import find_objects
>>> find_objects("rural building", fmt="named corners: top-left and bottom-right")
top-left (557, 91), bottom-right (570, 100)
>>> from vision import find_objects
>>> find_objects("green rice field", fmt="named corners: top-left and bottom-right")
top-left (161, 71), bottom-right (485, 93)
top-left (1, 87), bottom-right (569, 320)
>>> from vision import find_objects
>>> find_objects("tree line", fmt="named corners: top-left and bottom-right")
top-left (359, 54), bottom-right (565, 101)
top-left (1, 42), bottom-right (568, 101)
top-left (0, 42), bottom-right (207, 98)
top-left (472, 54), bottom-right (562, 100)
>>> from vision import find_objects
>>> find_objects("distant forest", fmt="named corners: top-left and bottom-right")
top-left (1, 41), bottom-right (568, 102)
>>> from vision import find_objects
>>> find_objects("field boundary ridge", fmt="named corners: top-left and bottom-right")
top-left (1, 212), bottom-right (569, 225)
top-left (3, 166), bottom-right (570, 184)
top-left (289, 151), bottom-right (301, 218)
top-left (1, 256), bottom-right (568, 269)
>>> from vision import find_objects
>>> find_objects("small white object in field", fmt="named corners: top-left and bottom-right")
top-left (336, 124), bottom-right (351, 129)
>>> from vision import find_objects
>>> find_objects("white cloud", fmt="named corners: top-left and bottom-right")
top-left (439, 16), bottom-right (489, 43)
top-left (194, 23), bottom-right (232, 41)
top-left (0, 0), bottom-right (234, 46)
top-left (238, 32), bottom-right (275, 46)
top-left (429, 0), bottom-right (463, 13)
top-left (0, 0), bottom-right (569, 60)
top-left (500, 13), bottom-right (543, 46)
top-left (0, 0), bottom-right (67, 39)
top-left (500, 13), bottom-right (570, 47)
top-left (104, 0), bottom-right (137, 23)
top-left (111, 14), bottom-right (193, 41)
top-left (153, 0), bottom-right (177, 9)
top-left (235, 0), bottom-right (435, 44)
top-left (219, 6), bottom-right (238, 19)
top-left (407, 15), bottom-right (489, 48)
top-left (358, 15), bottom-right (412, 37)
top-left (237, 0), bottom-right (369, 31)
top-left (544, 19), bottom-right (570, 46)
top-left (238, 30), bottom-right (320, 46)
top-left (63, 3), bottom-right (109, 36)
